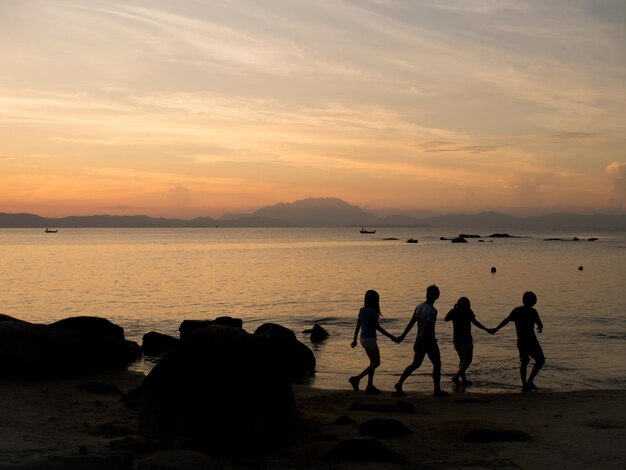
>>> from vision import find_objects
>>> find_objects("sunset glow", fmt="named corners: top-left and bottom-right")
top-left (1, 0), bottom-right (625, 217)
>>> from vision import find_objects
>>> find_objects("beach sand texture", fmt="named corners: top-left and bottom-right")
top-left (0, 370), bottom-right (624, 469)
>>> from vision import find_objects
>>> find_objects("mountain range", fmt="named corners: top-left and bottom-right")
top-left (1, 197), bottom-right (625, 230)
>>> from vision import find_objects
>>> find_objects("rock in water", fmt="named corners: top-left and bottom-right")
top-left (309, 323), bottom-right (329, 343)
top-left (142, 331), bottom-right (179, 357)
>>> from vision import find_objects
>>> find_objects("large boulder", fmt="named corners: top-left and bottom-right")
top-left (254, 323), bottom-right (316, 382)
top-left (49, 316), bottom-right (125, 341)
top-left (0, 320), bottom-right (92, 378)
top-left (142, 331), bottom-right (180, 357)
top-left (138, 325), bottom-right (300, 454)
top-left (179, 317), bottom-right (243, 339)
top-left (0, 317), bottom-right (140, 379)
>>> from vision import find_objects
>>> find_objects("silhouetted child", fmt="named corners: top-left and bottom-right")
top-left (444, 296), bottom-right (489, 389)
top-left (393, 285), bottom-right (450, 397)
top-left (349, 290), bottom-right (396, 394)
top-left (491, 291), bottom-right (545, 392)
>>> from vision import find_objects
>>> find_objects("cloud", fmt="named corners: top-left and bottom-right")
top-left (606, 162), bottom-right (626, 203)
top-left (166, 186), bottom-right (191, 206)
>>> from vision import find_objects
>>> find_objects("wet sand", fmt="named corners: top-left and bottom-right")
top-left (0, 370), bottom-right (624, 469)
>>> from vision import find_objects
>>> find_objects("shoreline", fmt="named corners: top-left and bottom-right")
top-left (0, 369), bottom-right (624, 469)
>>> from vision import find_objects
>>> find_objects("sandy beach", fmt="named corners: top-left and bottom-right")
top-left (0, 369), bottom-right (624, 469)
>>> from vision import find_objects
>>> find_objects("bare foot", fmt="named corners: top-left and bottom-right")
top-left (392, 383), bottom-right (408, 397)
top-left (349, 376), bottom-right (359, 391)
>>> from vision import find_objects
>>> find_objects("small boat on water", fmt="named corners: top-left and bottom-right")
top-left (360, 228), bottom-right (376, 234)
top-left (45, 228), bottom-right (58, 233)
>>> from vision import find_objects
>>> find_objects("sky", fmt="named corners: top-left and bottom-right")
top-left (1, 0), bottom-right (625, 218)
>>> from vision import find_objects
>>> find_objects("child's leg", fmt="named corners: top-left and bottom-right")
top-left (460, 348), bottom-right (473, 384)
top-left (452, 347), bottom-right (463, 385)
top-left (427, 344), bottom-right (443, 392)
top-left (364, 346), bottom-right (381, 390)
top-left (527, 345), bottom-right (545, 387)
top-left (395, 349), bottom-right (426, 393)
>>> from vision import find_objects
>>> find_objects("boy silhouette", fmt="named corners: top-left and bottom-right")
top-left (394, 284), bottom-right (450, 397)
top-left (491, 291), bottom-right (545, 392)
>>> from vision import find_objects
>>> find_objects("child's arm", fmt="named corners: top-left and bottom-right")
top-left (444, 309), bottom-right (454, 322)
top-left (471, 317), bottom-right (489, 332)
top-left (536, 311), bottom-right (543, 334)
top-left (376, 321), bottom-right (397, 343)
top-left (490, 317), bottom-right (510, 334)
top-left (351, 319), bottom-right (361, 348)
top-left (397, 314), bottom-right (416, 343)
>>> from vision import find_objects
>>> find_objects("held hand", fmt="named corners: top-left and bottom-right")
top-left (389, 335), bottom-right (397, 343)
top-left (351, 340), bottom-right (357, 349)
top-left (487, 328), bottom-right (497, 335)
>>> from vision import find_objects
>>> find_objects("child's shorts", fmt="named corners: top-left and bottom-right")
top-left (360, 337), bottom-right (378, 350)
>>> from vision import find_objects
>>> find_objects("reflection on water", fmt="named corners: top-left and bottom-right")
top-left (2, 227), bottom-right (625, 393)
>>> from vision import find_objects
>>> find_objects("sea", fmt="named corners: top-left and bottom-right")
top-left (2, 227), bottom-right (625, 394)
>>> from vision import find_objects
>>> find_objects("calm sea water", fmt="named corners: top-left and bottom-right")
top-left (2, 227), bottom-right (625, 393)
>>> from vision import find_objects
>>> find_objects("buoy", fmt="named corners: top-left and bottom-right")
top-left (578, 266), bottom-right (583, 271)
top-left (491, 267), bottom-right (496, 273)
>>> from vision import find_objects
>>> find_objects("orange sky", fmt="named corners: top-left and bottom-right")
top-left (1, 1), bottom-right (625, 217)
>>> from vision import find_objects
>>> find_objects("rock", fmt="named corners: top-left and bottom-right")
top-left (76, 381), bottom-right (122, 395)
top-left (0, 320), bottom-right (138, 379)
top-left (49, 316), bottom-right (125, 341)
top-left (309, 323), bottom-right (329, 343)
top-left (545, 238), bottom-right (564, 241)
top-left (572, 237), bottom-right (580, 241)
top-left (179, 317), bottom-right (243, 339)
top-left (488, 233), bottom-right (513, 238)
top-left (254, 323), bottom-right (316, 382)
top-left (135, 449), bottom-right (248, 470)
top-left (142, 331), bottom-right (180, 356)
top-left (358, 418), bottom-right (412, 439)
top-left (349, 400), bottom-right (415, 413)
top-left (463, 428), bottom-right (533, 442)
top-left (327, 415), bottom-right (356, 425)
top-left (0, 313), bottom-right (25, 323)
top-left (406, 239), bottom-right (418, 243)
top-left (323, 438), bottom-right (403, 462)
top-left (451, 237), bottom-right (468, 243)
top-left (459, 234), bottom-right (481, 238)
top-left (440, 237), bottom-right (448, 240)
top-left (588, 237), bottom-right (599, 241)
top-left (138, 324), bottom-right (299, 454)
top-left (382, 237), bottom-right (399, 240)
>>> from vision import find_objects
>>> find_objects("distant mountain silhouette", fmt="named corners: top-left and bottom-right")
top-left (1, 200), bottom-right (624, 229)
top-left (0, 213), bottom-right (220, 228)
top-left (252, 197), bottom-right (381, 227)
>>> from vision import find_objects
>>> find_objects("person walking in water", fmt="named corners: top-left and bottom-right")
top-left (393, 285), bottom-right (450, 397)
top-left (445, 296), bottom-right (490, 389)
top-left (490, 291), bottom-right (545, 392)
top-left (349, 290), bottom-right (396, 394)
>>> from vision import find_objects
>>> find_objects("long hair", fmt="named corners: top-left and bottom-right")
top-left (364, 289), bottom-right (381, 315)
